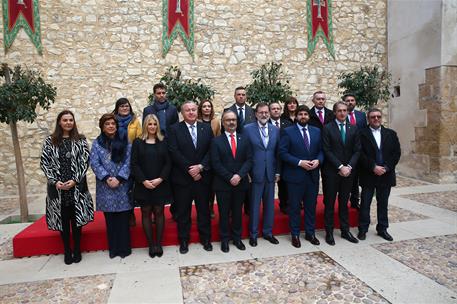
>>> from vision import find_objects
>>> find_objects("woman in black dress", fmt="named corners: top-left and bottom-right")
top-left (131, 114), bottom-right (172, 258)
top-left (281, 96), bottom-right (299, 123)
top-left (40, 110), bottom-right (94, 265)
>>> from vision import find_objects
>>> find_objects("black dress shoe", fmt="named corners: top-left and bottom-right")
top-left (341, 231), bottom-right (359, 243)
top-left (263, 235), bottom-right (279, 245)
top-left (325, 233), bottom-right (335, 246)
top-left (179, 241), bottom-right (189, 254)
top-left (249, 237), bottom-right (257, 247)
top-left (233, 240), bottom-right (246, 251)
top-left (304, 234), bottom-right (320, 245)
top-left (377, 230), bottom-right (393, 241)
top-left (202, 241), bottom-right (213, 251)
top-left (221, 241), bottom-right (229, 253)
top-left (291, 236), bottom-right (301, 248)
top-left (357, 231), bottom-right (366, 240)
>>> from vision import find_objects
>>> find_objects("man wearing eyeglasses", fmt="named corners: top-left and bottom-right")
top-left (357, 108), bottom-right (401, 242)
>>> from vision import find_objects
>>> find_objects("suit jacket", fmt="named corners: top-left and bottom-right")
top-left (308, 106), bottom-right (334, 130)
top-left (225, 104), bottom-right (256, 133)
top-left (322, 120), bottom-right (361, 175)
top-left (279, 124), bottom-right (324, 184)
top-left (358, 126), bottom-right (401, 187)
top-left (347, 110), bottom-right (367, 130)
top-left (167, 121), bottom-right (213, 185)
top-left (269, 118), bottom-right (292, 130)
top-left (211, 133), bottom-right (252, 191)
top-left (244, 122), bottom-right (280, 183)
top-left (142, 101), bottom-right (179, 135)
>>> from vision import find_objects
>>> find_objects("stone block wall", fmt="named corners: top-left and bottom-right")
top-left (401, 65), bottom-right (457, 183)
top-left (0, 0), bottom-right (387, 195)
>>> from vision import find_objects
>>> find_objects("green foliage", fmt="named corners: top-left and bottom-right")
top-left (338, 65), bottom-right (391, 110)
top-left (0, 64), bottom-right (57, 124)
top-left (246, 62), bottom-right (293, 106)
top-left (150, 66), bottom-right (215, 108)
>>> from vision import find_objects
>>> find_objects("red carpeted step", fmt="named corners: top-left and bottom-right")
top-left (13, 196), bottom-right (359, 257)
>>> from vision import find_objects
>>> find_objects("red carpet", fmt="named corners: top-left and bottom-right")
top-left (13, 196), bottom-right (359, 257)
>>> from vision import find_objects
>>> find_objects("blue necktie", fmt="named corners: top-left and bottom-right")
top-left (238, 107), bottom-right (244, 125)
top-left (302, 127), bottom-right (310, 151)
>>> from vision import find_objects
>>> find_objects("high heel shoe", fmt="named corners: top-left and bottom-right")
top-left (64, 251), bottom-right (73, 265)
top-left (148, 246), bottom-right (156, 258)
top-left (155, 245), bottom-right (163, 258)
top-left (73, 250), bottom-right (82, 263)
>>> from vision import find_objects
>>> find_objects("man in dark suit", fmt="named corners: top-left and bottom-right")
top-left (244, 103), bottom-right (281, 246)
top-left (269, 101), bottom-right (292, 214)
top-left (357, 108), bottom-right (401, 241)
top-left (279, 105), bottom-right (324, 248)
top-left (225, 86), bottom-right (256, 133)
top-left (343, 93), bottom-right (367, 210)
top-left (308, 91), bottom-right (335, 130)
top-left (211, 111), bottom-right (252, 253)
top-left (143, 83), bottom-right (178, 137)
top-left (322, 101), bottom-right (361, 245)
top-left (168, 101), bottom-right (214, 254)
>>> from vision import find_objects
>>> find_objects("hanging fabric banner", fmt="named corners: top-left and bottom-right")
top-left (307, 0), bottom-right (335, 59)
top-left (2, 0), bottom-right (42, 54)
top-left (162, 0), bottom-right (194, 57)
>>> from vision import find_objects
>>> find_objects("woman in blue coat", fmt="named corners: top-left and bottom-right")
top-left (90, 113), bottom-right (132, 258)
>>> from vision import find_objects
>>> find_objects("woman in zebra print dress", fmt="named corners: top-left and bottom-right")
top-left (40, 110), bottom-right (94, 265)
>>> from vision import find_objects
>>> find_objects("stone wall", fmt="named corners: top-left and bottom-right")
top-left (0, 0), bottom-right (387, 195)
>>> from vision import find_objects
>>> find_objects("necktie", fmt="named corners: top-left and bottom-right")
top-left (230, 134), bottom-right (236, 158)
top-left (275, 121), bottom-right (279, 128)
top-left (260, 126), bottom-right (268, 148)
top-left (349, 112), bottom-right (356, 126)
top-left (318, 110), bottom-right (324, 124)
top-left (339, 123), bottom-right (346, 143)
top-left (238, 107), bottom-right (244, 125)
top-left (190, 124), bottom-right (197, 148)
top-left (302, 127), bottom-right (309, 151)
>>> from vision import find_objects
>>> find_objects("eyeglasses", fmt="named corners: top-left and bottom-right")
top-left (369, 115), bottom-right (382, 119)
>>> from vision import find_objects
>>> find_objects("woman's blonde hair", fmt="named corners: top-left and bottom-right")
top-left (141, 114), bottom-right (164, 141)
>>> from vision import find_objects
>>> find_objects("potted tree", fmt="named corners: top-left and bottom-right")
top-left (338, 65), bottom-right (391, 110)
top-left (246, 62), bottom-right (294, 106)
top-left (0, 64), bottom-right (57, 222)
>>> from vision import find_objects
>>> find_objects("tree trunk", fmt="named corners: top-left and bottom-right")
top-left (3, 64), bottom-right (29, 222)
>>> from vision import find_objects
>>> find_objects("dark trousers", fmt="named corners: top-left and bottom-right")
top-left (358, 186), bottom-right (391, 233)
top-left (287, 178), bottom-right (319, 237)
top-left (60, 205), bottom-right (81, 253)
top-left (349, 170), bottom-right (360, 205)
top-left (216, 189), bottom-right (246, 242)
top-left (104, 211), bottom-right (131, 258)
top-left (322, 173), bottom-right (353, 232)
top-left (278, 179), bottom-right (288, 210)
top-left (173, 181), bottom-right (211, 242)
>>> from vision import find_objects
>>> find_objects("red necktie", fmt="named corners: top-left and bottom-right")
top-left (230, 134), bottom-right (236, 158)
top-left (318, 110), bottom-right (324, 124)
top-left (350, 112), bottom-right (356, 126)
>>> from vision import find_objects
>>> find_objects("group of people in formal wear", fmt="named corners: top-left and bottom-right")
top-left (40, 84), bottom-right (401, 265)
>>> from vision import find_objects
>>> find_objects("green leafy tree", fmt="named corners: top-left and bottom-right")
top-left (338, 65), bottom-right (392, 110)
top-left (149, 66), bottom-right (215, 109)
top-left (246, 62), bottom-right (293, 106)
top-left (0, 64), bottom-right (57, 222)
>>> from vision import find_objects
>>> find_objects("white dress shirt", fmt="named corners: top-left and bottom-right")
top-left (370, 127), bottom-right (382, 149)
top-left (225, 131), bottom-right (237, 148)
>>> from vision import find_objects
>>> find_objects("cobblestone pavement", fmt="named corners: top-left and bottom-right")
top-left (401, 191), bottom-right (457, 212)
top-left (373, 234), bottom-right (457, 293)
top-left (369, 203), bottom-right (428, 224)
top-left (0, 198), bottom-right (19, 217)
top-left (0, 239), bottom-right (13, 261)
top-left (395, 176), bottom-right (431, 188)
top-left (180, 252), bottom-right (388, 304)
top-left (0, 274), bottom-right (115, 304)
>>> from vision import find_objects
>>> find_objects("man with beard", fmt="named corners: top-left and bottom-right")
top-left (168, 101), bottom-right (213, 254)
top-left (143, 83), bottom-right (178, 137)
top-left (308, 91), bottom-right (334, 130)
top-left (343, 93), bottom-right (367, 210)
top-left (279, 105), bottom-right (323, 247)
top-left (244, 103), bottom-right (281, 247)
top-left (322, 101), bottom-right (361, 245)
top-left (269, 101), bottom-right (292, 214)
top-left (211, 111), bottom-right (252, 252)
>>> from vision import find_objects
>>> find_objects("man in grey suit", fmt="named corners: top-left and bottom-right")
top-left (244, 102), bottom-right (281, 247)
